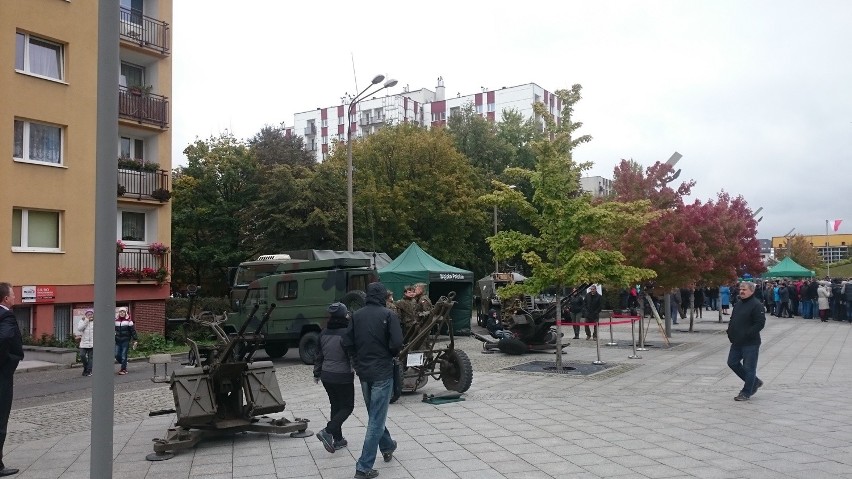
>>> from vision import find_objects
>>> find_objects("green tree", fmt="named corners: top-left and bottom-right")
top-left (171, 133), bottom-right (260, 295)
top-left (776, 234), bottom-right (824, 270)
top-left (248, 123), bottom-right (316, 169)
top-left (324, 123), bottom-right (489, 271)
top-left (446, 103), bottom-right (515, 177)
top-left (496, 108), bottom-right (541, 171)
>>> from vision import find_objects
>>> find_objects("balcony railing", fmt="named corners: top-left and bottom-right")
top-left (117, 247), bottom-right (169, 283)
top-left (119, 86), bottom-right (169, 128)
top-left (304, 124), bottom-right (316, 135)
top-left (119, 7), bottom-right (170, 55)
top-left (118, 167), bottom-right (170, 201)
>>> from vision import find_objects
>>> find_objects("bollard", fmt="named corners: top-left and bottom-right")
top-left (636, 314), bottom-right (649, 351)
top-left (628, 316), bottom-right (641, 359)
top-left (593, 321), bottom-right (605, 365)
top-left (606, 311), bottom-right (617, 346)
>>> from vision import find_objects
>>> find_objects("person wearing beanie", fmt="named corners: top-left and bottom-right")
top-left (315, 302), bottom-right (355, 454)
top-left (114, 307), bottom-right (137, 375)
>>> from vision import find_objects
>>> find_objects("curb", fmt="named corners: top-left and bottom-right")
top-left (15, 352), bottom-right (190, 375)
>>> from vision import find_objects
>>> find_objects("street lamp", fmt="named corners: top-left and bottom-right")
top-left (346, 75), bottom-right (398, 251)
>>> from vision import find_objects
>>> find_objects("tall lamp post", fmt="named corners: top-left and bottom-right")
top-left (347, 74), bottom-right (398, 251)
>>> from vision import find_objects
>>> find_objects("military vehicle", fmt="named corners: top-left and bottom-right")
top-left (473, 272), bottom-right (526, 327)
top-left (225, 255), bottom-right (382, 364)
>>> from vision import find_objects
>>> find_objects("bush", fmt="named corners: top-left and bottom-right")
top-left (166, 296), bottom-right (232, 319)
top-left (167, 322), bottom-right (215, 344)
top-left (22, 333), bottom-right (77, 349)
top-left (135, 332), bottom-right (172, 354)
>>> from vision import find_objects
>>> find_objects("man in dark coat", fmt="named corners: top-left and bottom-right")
top-left (0, 282), bottom-right (23, 476)
top-left (584, 285), bottom-right (603, 340)
top-left (343, 282), bottom-right (403, 479)
top-left (726, 281), bottom-right (766, 401)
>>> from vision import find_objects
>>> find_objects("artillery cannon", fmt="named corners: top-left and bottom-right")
top-left (146, 287), bottom-right (311, 461)
top-left (472, 284), bottom-right (590, 355)
top-left (393, 291), bottom-right (473, 401)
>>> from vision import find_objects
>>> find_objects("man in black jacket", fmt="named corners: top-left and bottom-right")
top-left (0, 282), bottom-right (23, 477)
top-left (584, 285), bottom-right (603, 340)
top-left (343, 282), bottom-right (403, 479)
top-left (726, 281), bottom-right (766, 401)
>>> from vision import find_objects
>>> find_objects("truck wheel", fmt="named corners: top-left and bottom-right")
top-left (497, 337), bottom-right (528, 355)
top-left (263, 342), bottom-right (288, 359)
top-left (441, 349), bottom-right (473, 393)
top-left (299, 331), bottom-right (320, 365)
top-left (339, 290), bottom-right (366, 312)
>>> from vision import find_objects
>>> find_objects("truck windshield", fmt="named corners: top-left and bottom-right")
top-left (234, 264), bottom-right (279, 287)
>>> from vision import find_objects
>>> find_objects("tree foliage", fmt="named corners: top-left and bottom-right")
top-left (248, 123), bottom-right (316, 169)
top-left (485, 85), bottom-right (656, 297)
top-left (775, 234), bottom-right (824, 270)
top-left (171, 133), bottom-right (260, 295)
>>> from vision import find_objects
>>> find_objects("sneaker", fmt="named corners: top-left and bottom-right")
top-left (118, 370), bottom-right (128, 375)
top-left (734, 393), bottom-right (750, 401)
top-left (316, 428), bottom-right (335, 453)
top-left (333, 438), bottom-right (348, 450)
top-left (572, 336), bottom-right (579, 340)
top-left (381, 440), bottom-right (397, 462)
top-left (354, 470), bottom-right (379, 479)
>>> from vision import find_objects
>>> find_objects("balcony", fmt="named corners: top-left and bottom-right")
top-left (118, 165), bottom-right (170, 202)
top-left (119, 86), bottom-right (170, 129)
top-left (119, 7), bottom-right (170, 55)
top-left (359, 117), bottom-right (370, 126)
top-left (117, 246), bottom-right (169, 284)
top-left (304, 124), bottom-right (316, 135)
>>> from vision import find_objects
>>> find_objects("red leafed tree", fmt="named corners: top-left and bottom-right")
top-left (697, 192), bottom-right (766, 285)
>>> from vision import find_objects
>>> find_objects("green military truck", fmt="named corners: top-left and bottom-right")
top-left (225, 253), bottom-right (384, 364)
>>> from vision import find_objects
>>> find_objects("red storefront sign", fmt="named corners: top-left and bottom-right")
top-left (21, 285), bottom-right (56, 303)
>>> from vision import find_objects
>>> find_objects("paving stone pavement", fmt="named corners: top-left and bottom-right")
top-left (6, 316), bottom-right (852, 478)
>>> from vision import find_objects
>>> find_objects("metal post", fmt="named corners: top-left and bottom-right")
top-left (592, 320), bottom-right (605, 365)
top-left (346, 103), bottom-right (355, 252)
top-left (493, 204), bottom-right (498, 272)
top-left (628, 316), bottom-right (641, 359)
top-left (606, 311), bottom-right (617, 346)
top-left (93, 1), bottom-right (119, 477)
top-left (636, 295), bottom-right (648, 351)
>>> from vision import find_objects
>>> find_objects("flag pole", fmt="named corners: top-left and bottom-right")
top-left (826, 219), bottom-right (830, 278)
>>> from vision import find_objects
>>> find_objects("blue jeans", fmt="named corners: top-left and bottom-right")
top-left (801, 300), bottom-right (813, 318)
top-left (114, 339), bottom-right (130, 370)
top-left (847, 303), bottom-right (852, 322)
top-left (727, 344), bottom-right (760, 397)
top-left (356, 378), bottom-right (395, 473)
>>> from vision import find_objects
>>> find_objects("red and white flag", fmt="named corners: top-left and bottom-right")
top-left (833, 219), bottom-right (843, 232)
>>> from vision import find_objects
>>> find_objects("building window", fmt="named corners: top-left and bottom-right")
top-left (121, 211), bottom-right (146, 242)
top-left (12, 208), bottom-right (61, 251)
top-left (487, 103), bottom-right (495, 112)
top-left (321, 136), bottom-right (328, 145)
top-left (321, 119), bottom-right (328, 128)
top-left (119, 136), bottom-right (144, 160)
top-left (15, 32), bottom-right (64, 81)
top-left (120, 61), bottom-right (145, 88)
top-left (14, 119), bottom-right (63, 165)
top-left (339, 116), bottom-right (345, 125)
top-left (475, 104), bottom-right (483, 114)
top-left (276, 280), bottom-right (298, 300)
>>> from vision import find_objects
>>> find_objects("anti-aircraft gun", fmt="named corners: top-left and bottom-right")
top-left (393, 292), bottom-right (473, 401)
top-left (473, 283), bottom-right (590, 355)
top-left (146, 285), bottom-right (311, 461)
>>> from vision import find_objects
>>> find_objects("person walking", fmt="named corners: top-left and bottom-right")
top-left (315, 303), bottom-right (355, 453)
top-left (669, 288), bottom-right (681, 325)
top-left (343, 282), bottom-right (403, 479)
top-left (0, 282), bottom-right (23, 476)
top-left (76, 309), bottom-right (94, 376)
top-left (568, 287), bottom-right (585, 339)
top-left (584, 285), bottom-right (603, 339)
top-left (114, 307), bottom-right (137, 375)
top-left (726, 281), bottom-right (766, 401)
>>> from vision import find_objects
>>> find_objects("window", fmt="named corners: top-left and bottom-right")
top-left (15, 32), bottom-right (64, 81)
top-left (12, 208), bottom-right (61, 251)
top-left (321, 119), bottom-right (328, 128)
top-left (14, 119), bottom-right (63, 165)
top-left (321, 136), bottom-right (328, 145)
top-left (119, 136), bottom-right (144, 160)
top-left (120, 61), bottom-right (145, 88)
top-left (449, 107), bottom-right (460, 118)
top-left (339, 116), bottom-right (345, 125)
top-left (475, 104), bottom-right (483, 114)
top-left (276, 281), bottom-right (298, 300)
top-left (487, 103), bottom-right (495, 112)
top-left (121, 211), bottom-right (146, 242)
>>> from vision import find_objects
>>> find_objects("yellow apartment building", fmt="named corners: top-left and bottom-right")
top-left (0, 0), bottom-right (172, 337)
top-left (771, 234), bottom-right (852, 265)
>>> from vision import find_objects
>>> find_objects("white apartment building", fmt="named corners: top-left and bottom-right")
top-left (580, 176), bottom-right (614, 197)
top-left (287, 78), bottom-right (562, 161)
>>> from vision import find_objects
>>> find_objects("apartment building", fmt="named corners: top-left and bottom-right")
top-left (770, 234), bottom-right (852, 264)
top-left (0, 0), bottom-right (172, 338)
top-left (288, 78), bottom-right (562, 161)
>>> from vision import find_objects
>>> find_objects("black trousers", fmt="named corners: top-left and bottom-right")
top-left (0, 360), bottom-right (19, 466)
top-left (322, 381), bottom-right (354, 441)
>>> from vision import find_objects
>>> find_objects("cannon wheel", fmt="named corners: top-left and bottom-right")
top-left (264, 342), bottom-right (288, 359)
top-left (440, 349), bottom-right (473, 393)
top-left (299, 331), bottom-right (320, 365)
top-left (497, 337), bottom-right (528, 355)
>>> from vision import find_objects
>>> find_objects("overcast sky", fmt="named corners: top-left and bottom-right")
top-left (172, 0), bottom-right (851, 240)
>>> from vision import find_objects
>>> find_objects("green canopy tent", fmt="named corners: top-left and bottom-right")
top-left (764, 257), bottom-right (815, 278)
top-left (378, 242), bottom-right (474, 333)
